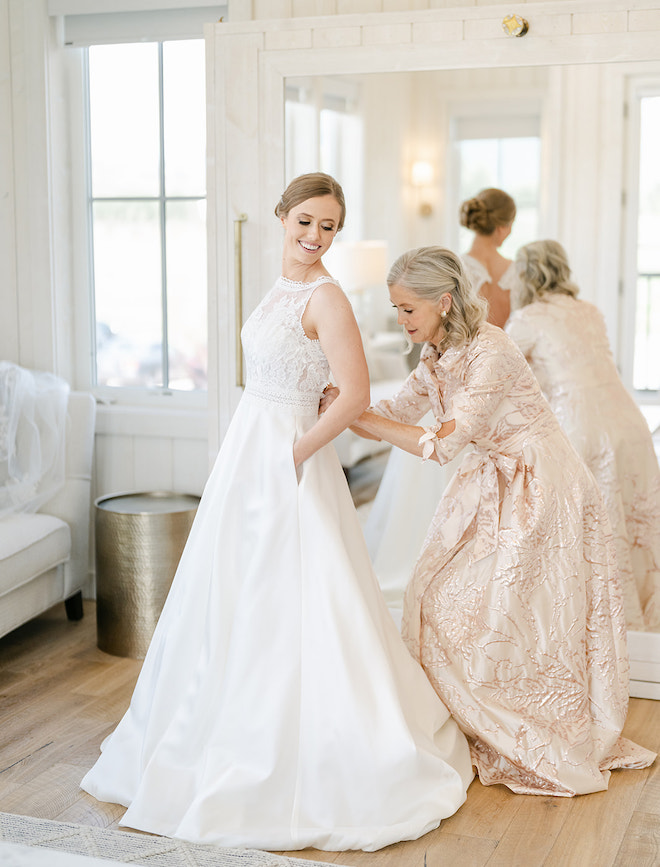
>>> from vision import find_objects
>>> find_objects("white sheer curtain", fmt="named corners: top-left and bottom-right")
top-left (0, 363), bottom-right (70, 517)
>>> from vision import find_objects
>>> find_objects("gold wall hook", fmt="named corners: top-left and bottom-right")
top-left (502, 14), bottom-right (529, 37)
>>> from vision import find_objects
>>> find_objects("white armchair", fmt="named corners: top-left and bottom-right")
top-left (0, 391), bottom-right (96, 638)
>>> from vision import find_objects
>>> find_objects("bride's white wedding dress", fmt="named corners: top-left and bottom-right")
top-left (81, 275), bottom-right (473, 852)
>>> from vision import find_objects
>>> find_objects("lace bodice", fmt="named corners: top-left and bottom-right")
top-left (241, 276), bottom-right (335, 412)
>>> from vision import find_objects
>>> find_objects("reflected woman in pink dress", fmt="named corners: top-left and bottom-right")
top-left (507, 239), bottom-right (660, 630)
top-left (347, 245), bottom-right (656, 796)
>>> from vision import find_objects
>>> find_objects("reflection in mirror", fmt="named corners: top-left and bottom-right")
top-left (285, 66), bottom-right (551, 379)
top-left (634, 94), bottom-right (660, 392)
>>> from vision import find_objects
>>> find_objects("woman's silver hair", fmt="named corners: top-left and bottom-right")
top-left (388, 246), bottom-right (488, 350)
top-left (513, 240), bottom-right (579, 310)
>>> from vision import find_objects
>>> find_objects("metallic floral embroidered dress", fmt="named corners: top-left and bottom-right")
top-left (506, 294), bottom-right (660, 631)
top-left (373, 323), bottom-right (656, 795)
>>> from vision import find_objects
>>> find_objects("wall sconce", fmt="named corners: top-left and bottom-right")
top-left (411, 160), bottom-right (434, 218)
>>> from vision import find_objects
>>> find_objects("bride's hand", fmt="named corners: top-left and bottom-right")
top-left (319, 384), bottom-right (340, 414)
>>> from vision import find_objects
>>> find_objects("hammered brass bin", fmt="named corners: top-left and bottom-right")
top-left (95, 491), bottom-right (200, 659)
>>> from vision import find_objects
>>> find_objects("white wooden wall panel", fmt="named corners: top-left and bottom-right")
top-left (9, 0), bottom-right (56, 373)
top-left (173, 438), bottom-right (210, 495)
top-left (93, 435), bottom-right (136, 499)
top-left (0, 0), bottom-right (19, 362)
top-left (93, 434), bottom-right (208, 500)
top-left (48, 19), bottom-right (76, 385)
top-left (133, 438), bottom-right (175, 493)
top-left (556, 64), bottom-right (602, 303)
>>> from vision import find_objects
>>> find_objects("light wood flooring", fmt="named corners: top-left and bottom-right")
top-left (0, 602), bottom-right (659, 867)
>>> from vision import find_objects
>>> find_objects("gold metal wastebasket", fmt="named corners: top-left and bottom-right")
top-left (95, 491), bottom-right (200, 658)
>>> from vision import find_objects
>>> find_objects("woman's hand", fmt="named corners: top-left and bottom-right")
top-left (319, 384), bottom-right (340, 415)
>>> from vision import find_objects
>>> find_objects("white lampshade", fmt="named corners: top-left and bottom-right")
top-left (324, 240), bottom-right (388, 293)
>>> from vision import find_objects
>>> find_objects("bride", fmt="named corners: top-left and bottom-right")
top-left (80, 172), bottom-right (473, 852)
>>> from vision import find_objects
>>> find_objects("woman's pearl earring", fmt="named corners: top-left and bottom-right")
top-left (441, 310), bottom-right (447, 319)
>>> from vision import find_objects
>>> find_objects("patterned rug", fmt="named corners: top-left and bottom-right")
top-left (0, 813), bottom-right (336, 866)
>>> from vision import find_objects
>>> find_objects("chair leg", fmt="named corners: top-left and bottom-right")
top-left (65, 590), bottom-right (84, 621)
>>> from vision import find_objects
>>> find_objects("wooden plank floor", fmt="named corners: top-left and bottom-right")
top-left (0, 603), bottom-right (659, 867)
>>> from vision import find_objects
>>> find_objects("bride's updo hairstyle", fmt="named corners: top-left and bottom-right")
top-left (275, 172), bottom-right (346, 231)
top-left (459, 188), bottom-right (516, 236)
top-left (513, 240), bottom-right (579, 310)
top-left (388, 246), bottom-right (488, 351)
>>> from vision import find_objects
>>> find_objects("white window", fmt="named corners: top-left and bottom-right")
top-left (86, 39), bottom-right (207, 396)
top-left (631, 93), bottom-right (660, 393)
top-left (448, 106), bottom-right (543, 259)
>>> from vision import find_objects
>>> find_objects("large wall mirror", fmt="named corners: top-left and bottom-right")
top-left (206, 7), bottom-right (660, 678)
top-left (283, 65), bottom-right (556, 372)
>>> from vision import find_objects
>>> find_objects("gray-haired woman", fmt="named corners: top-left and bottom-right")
top-left (507, 239), bottom-right (660, 630)
top-left (347, 245), bottom-right (656, 796)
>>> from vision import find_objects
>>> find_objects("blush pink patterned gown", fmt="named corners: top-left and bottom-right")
top-left (506, 294), bottom-right (660, 631)
top-left (373, 322), bottom-right (656, 796)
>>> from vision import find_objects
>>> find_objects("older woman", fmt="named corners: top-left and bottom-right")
top-left (507, 239), bottom-right (660, 630)
top-left (361, 189), bottom-right (519, 619)
top-left (349, 246), bottom-right (655, 796)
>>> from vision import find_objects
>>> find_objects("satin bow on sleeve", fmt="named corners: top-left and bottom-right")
top-left (458, 449), bottom-right (523, 562)
top-left (418, 441), bottom-right (535, 564)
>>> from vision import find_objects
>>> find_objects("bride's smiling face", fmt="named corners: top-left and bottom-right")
top-left (281, 196), bottom-right (342, 265)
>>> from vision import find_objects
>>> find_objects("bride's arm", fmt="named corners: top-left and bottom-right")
top-left (292, 282), bottom-right (370, 468)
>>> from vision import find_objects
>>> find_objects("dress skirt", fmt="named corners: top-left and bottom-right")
top-left (81, 391), bottom-right (473, 851)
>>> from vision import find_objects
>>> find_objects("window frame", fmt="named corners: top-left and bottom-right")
top-left (71, 39), bottom-right (208, 410)
top-left (621, 75), bottom-right (660, 403)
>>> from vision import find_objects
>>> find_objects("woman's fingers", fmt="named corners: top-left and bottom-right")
top-left (319, 384), bottom-right (340, 413)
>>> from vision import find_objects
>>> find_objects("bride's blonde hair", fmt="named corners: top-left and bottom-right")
top-left (388, 246), bottom-right (488, 351)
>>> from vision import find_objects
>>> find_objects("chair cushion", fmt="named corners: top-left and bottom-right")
top-left (0, 514), bottom-right (71, 597)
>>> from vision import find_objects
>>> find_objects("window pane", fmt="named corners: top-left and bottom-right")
top-left (163, 41), bottom-right (206, 197)
top-left (89, 43), bottom-right (160, 197)
top-left (93, 201), bottom-right (163, 387)
top-left (166, 200), bottom-right (208, 390)
top-left (634, 275), bottom-right (660, 391)
top-left (634, 95), bottom-right (660, 391)
top-left (285, 100), bottom-right (318, 180)
top-left (320, 109), bottom-right (363, 240)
